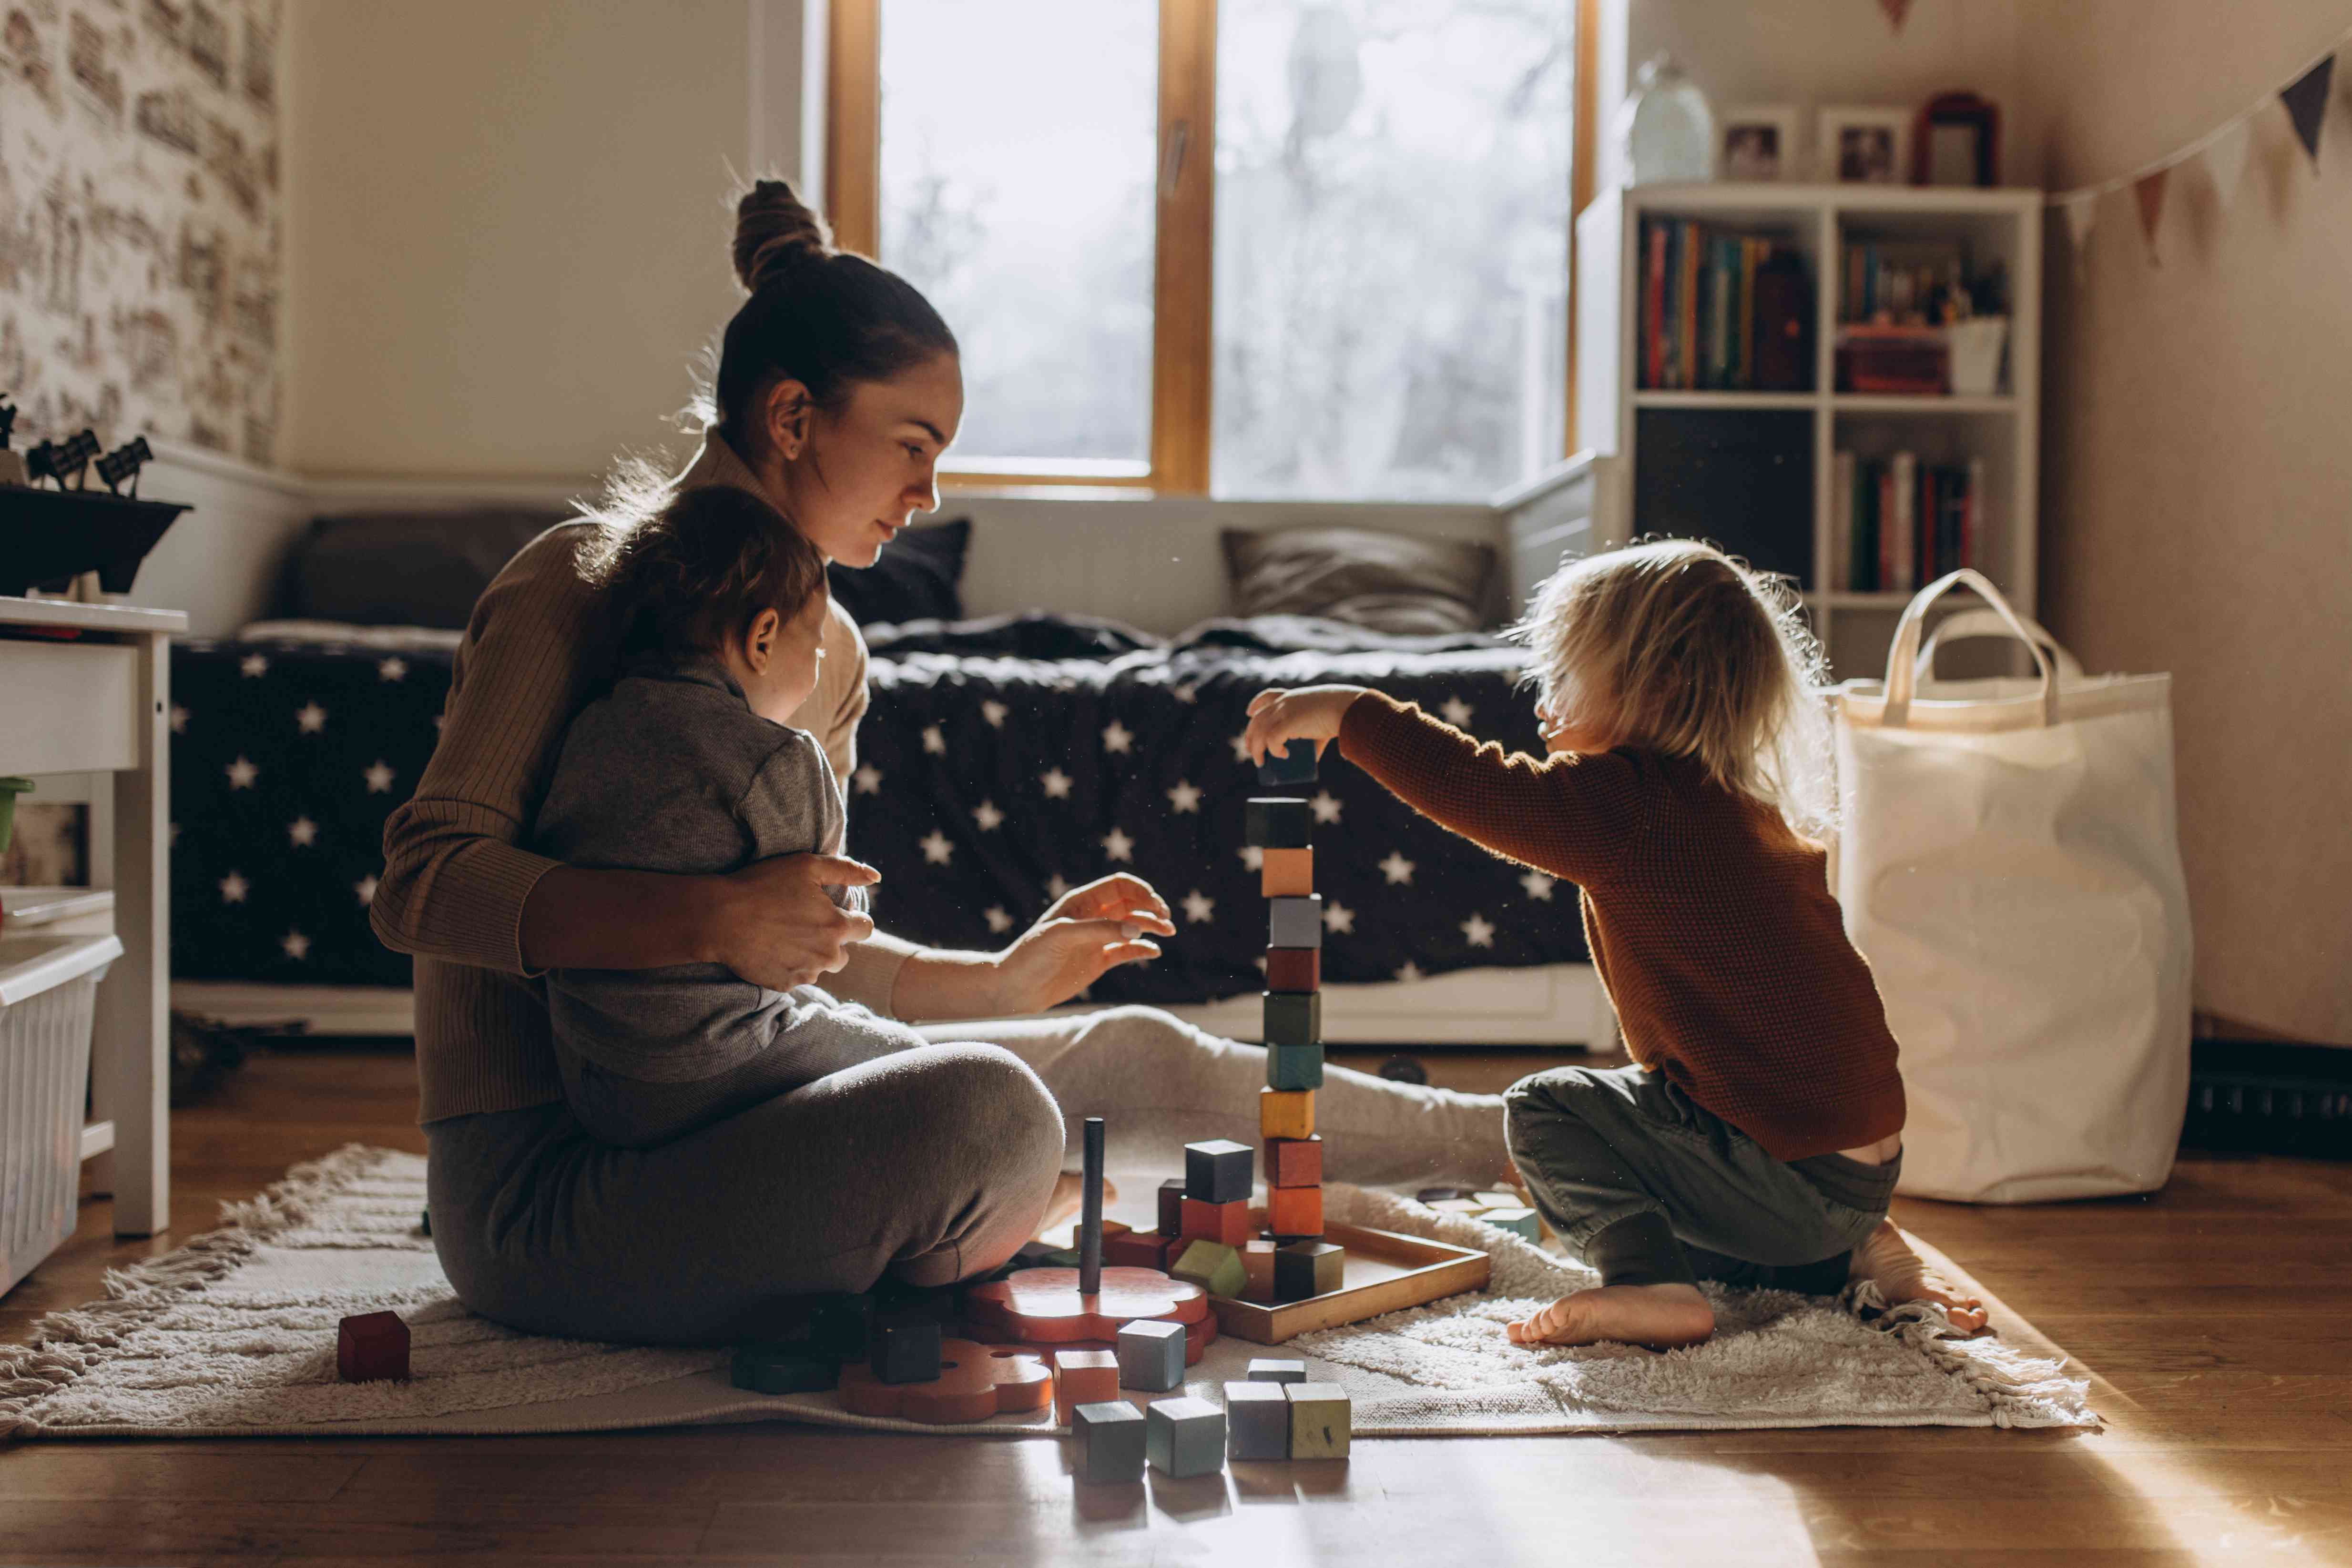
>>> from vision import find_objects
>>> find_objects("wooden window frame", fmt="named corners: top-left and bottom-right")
top-left (825, 0), bottom-right (1592, 496)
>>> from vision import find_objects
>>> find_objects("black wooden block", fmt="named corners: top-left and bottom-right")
top-left (1183, 1139), bottom-right (1254, 1204)
top-left (870, 1319), bottom-right (943, 1385)
top-left (1157, 1177), bottom-right (1188, 1237)
top-left (1263, 991), bottom-right (1322, 1047)
top-left (1243, 797), bottom-right (1313, 849)
top-left (1257, 739), bottom-right (1319, 786)
top-left (1273, 1241), bottom-right (1346, 1303)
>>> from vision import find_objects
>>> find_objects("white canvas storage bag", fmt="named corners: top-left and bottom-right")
top-left (1833, 571), bottom-right (2192, 1203)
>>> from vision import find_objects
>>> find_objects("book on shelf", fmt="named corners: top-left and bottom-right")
top-left (1836, 451), bottom-right (1985, 593)
top-left (1639, 217), bottom-right (1810, 392)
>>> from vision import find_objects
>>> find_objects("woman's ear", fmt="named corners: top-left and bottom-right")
top-left (744, 607), bottom-right (783, 673)
top-left (765, 379), bottom-right (814, 462)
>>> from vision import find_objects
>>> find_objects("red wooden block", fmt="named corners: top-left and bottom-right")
top-left (336, 1310), bottom-right (410, 1383)
top-left (1267, 1184), bottom-right (1324, 1240)
top-left (1264, 947), bottom-right (1320, 992)
top-left (1051, 1348), bottom-right (1122, 1424)
top-left (1263, 1134), bottom-right (1323, 1189)
top-left (1180, 1197), bottom-right (1252, 1247)
top-left (1239, 1238), bottom-right (1280, 1304)
top-left (837, 1339), bottom-right (1051, 1424)
top-left (1102, 1229), bottom-right (1172, 1270)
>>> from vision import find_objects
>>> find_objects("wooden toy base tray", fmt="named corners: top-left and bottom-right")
top-left (1208, 1222), bottom-right (1491, 1344)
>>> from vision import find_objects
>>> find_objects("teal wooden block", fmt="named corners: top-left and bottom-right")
top-left (1257, 739), bottom-right (1319, 785)
top-left (1073, 1400), bottom-right (1147, 1482)
top-left (1146, 1395), bottom-right (1227, 1478)
top-left (1263, 991), bottom-right (1322, 1047)
top-left (1482, 1205), bottom-right (1540, 1242)
top-left (1266, 1042), bottom-right (1324, 1091)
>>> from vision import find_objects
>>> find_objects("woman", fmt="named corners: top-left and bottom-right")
top-left (372, 181), bottom-right (1508, 1345)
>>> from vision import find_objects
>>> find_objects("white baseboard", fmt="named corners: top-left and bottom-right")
top-left (172, 982), bottom-right (416, 1035)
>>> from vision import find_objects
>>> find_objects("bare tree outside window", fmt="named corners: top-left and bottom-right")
top-left (1213, 0), bottom-right (1571, 499)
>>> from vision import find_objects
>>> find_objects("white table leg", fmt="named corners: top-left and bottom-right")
top-left (89, 632), bottom-right (171, 1236)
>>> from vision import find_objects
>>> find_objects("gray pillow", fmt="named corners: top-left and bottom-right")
top-left (1221, 526), bottom-right (1496, 636)
top-left (277, 510), bottom-right (566, 628)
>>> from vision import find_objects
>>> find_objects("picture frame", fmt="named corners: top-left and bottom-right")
top-left (1818, 106), bottom-right (1912, 184)
top-left (1719, 105), bottom-right (1801, 182)
top-left (1914, 92), bottom-right (2000, 187)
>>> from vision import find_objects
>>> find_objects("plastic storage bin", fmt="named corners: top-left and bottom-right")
top-left (1, 931), bottom-right (123, 1294)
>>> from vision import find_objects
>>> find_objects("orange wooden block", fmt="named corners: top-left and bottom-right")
top-left (1260, 847), bottom-right (1314, 898)
top-left (1264, 947), bottom-right (1320, 992)
top-left (1263, 1134), bottom-right (1323, 1189)
top-left (1051, 1348), bottom-right (1122, 1424)
top-left (1268, 1184), bottom-right (1324, 1239)
top-left (837, 1339), bottom-right (1051, 1424)
top-left (1101, 1230), bottom-right (1171, 1270)
top-left (1240, 1238), bottom-right (1280, 1304)
top-left (1260, 1088), bottom-right (1315, 1140)
top-left (1181, 1197), bottom-right (1253, 1247)
top-left (960, 1266), bottom-right (1210, 1345)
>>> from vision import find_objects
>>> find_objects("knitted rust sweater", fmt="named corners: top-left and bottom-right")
top-left (1338, 693), bottom-right (1904, 1161)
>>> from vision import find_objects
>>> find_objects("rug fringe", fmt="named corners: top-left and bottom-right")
top-left (1842, 1279), bottom-right (2097, 1430)
top-left (0, 1143), bottom-right (394, 1440)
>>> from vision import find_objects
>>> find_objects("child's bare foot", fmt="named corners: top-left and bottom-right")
top-left (1850, 1219), bottom-right (1989, 1331)
top-left (1505, 1283), bottom-right (1715, 1349)
top-left (1037, 1172), bottom-right (1119, 1238)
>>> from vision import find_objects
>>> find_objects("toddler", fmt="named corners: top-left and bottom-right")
top-left (1242, 539), bottom-right (1986, 1348)
top-left (534, 485), bottom-right (925, 1148)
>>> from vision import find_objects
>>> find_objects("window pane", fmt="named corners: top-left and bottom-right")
top-left (878, 0), bottom-right (1157, 469)
top-left (1212, 0), bottom-right (1572, 499)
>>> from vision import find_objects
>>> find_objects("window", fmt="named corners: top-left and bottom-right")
top-left (829, 0), bottom-right (1587, 499)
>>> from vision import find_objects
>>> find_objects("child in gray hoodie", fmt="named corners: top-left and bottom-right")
top-left (533, 485), bottom-right (924, 1148)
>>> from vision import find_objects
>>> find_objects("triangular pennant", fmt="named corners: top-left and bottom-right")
top-left (2133, 168), bottom-right (2168, 260)
top-left (2279, 55), bottom-right (2333, 165)
top-left (2205, 119), bottom-right (2253, 212)
top-left (2062, 191), bottom-right (2099, 251)
top-left (1877, 0), bottom-right (1913, 32)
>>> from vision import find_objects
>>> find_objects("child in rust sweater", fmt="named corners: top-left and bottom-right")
top-left (1243, 539), bottom-right (1986, 1349)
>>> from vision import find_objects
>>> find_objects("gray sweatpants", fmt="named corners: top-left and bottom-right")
top-left (426, 1005), bottom-right (1507, 1345)
top-left (1504, 1063), bottom-right (1899, 1295)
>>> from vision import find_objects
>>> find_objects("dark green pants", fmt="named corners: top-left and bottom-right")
top-left (1504, 1064), bottom-right (1899, 1293)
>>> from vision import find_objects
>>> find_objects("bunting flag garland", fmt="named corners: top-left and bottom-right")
top-left (2280, 55), bottom-right (2334, 165)
top-left (2061, 192), bottom-right (2099, 284)
top-left (2205, 119), bottom-right (2253, 212)
top-left (2132, 169), bottom-right (2168, 262)
top-left (1877, 0), bottom-right (1913, 33)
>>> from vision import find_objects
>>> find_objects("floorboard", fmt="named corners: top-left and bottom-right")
top-left (4, 1040), bottom-right (2346, 1566)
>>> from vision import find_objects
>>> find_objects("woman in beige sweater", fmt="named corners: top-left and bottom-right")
top-left (371, 182), bottom-right (1505, 1345)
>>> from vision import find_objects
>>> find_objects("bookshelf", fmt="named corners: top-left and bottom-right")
top-left (1574, 183), bottom-right (2042, 680)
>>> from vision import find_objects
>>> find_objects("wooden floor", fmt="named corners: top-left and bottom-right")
top-left (4, 1042), bottom-right (2348, 1567)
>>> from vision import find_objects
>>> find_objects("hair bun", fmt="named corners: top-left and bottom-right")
top-left (732, 179), bottom-right (835, 293)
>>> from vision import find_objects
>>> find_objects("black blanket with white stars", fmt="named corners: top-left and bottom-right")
top-left (168, 618), bottom-right (1587, 999)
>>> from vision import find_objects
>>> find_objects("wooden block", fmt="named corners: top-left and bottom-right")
top-left (1482, 1206), bottom-right (1540, 1242)
top-left (1052, 1349), bottom-right (1123, 1425)
top-left (1267, 1184), bottom-right (1324, 1240)
top-left (1246, 1357), bottom-right (1307, 1385)
top-left (1145, 1394), bottom-right (1227, 1478)
top-left (869, 1319), bottom-right (942, 1385)
top-left (962, 1266), bottom-right (1211, 1346)
top-left (1157, 1177), bottom-right (1188, 1237)
top-left (1428, 1198), bottom-right (1484, 1216)
top-left (1263, 1134), bottom-right (1323, 1189)
top-left (1183, 1139), bottom-right (1253, 1204)
top-left (1259, 1088), bottom-right (1315, 1140)
top-left (1223, 1380), bottom-right (1290, 1459)
top-left (1072, 1399), bottom-right (1147, 1482)
top-left (1274, 1240), bottom-right (1345, 1303)
top-left (1473, 1191), bottom-right (1521, 1210)
top-left (1263, 991), bottom-right (1322, 1047)
top-left (1267, 895), bottom-right (1323, 950)
top-left (418, 1208), bottom-right (430, 1237)
top-left (1171, 1240), bottom-right (1247, 1300)
top-left (1264, 947), bottom-right (1320, 992)
top-left (1243, 796), bottom-right (1312, 848)
top-left (1115, 1318), bottom-right (1187, 1392)
top-left (1180, 1196), bottom-right (1252, 1247)
top-left (1286, 1382), bottom-right (1352, 1458)
top-left (336, 1311), bottom-right (409, 1383)
top-left (1239, 1238), bottom-right (1279, 1303)
top-left (1101, 1229), bottom-right (1172, 1270)
top-left (1415, 1186), bottom-right (1478, 1204)
top-left (837, 1340), bottom-right (1050, 1423)
top-left (1266, 1043), bottom-right (1324, 1092)
top-left (730, 1343), bottom-right (838, 1396)
top-left (1256, 738), bottom-right (1319, 786)
top-left (1259, 846), bottom-right (1313, 898)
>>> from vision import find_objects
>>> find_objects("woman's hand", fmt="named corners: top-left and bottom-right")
top-left (989, 873), bottom-right (1177, 1015)
top-left (706, 853), bottom-right (880, 990)
top-left (1242, 685), bottom-right (1370, 768)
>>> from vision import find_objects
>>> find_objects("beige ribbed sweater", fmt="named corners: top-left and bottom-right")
top-left (369, 436), bottom-right (914, 1123)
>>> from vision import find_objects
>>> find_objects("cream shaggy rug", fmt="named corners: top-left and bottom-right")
top-left (0, 1146), bottom-right (2092, 1440)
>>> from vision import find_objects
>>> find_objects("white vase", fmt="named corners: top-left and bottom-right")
top-left (1946, 317), bottom-right (2009, 397)
top-left (1617, 54), bottom-right (1715, 185)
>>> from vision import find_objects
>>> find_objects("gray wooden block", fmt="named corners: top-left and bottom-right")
top-left (1146, 1395), bottom-right (1227, 1478)
top-left (1116, 1318), bottom-right (1187, 1393)
top-left (1223, 1380), bottom-right (1290, 1460)
top-left (1073, 1400), bottom-right (1146, 1482)
top-left (1267, 895), bottom-right (1324, 950)
top-left (1245, 1357), bottom-right (1306, 1385)
top-left (1183, 1138), bottom-right (1254, 1204)
top-left (1286, 1381), bottom-right (1352, 1459)
top-left (1257, 738), bottom-right (1319, 786)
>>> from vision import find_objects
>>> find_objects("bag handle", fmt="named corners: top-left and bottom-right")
top-left (1914, 607), bottom-right (2085, 683)
top-left (1881, 570), bottom-right (2058, 728)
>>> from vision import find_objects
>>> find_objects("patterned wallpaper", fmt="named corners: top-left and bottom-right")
top-left (0, 0), bottom-right (282, 464)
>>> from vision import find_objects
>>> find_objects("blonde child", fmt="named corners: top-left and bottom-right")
top-left (1242, 539), bottom-right (1986, 1348)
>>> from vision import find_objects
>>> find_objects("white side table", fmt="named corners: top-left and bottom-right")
top-left (0, 596), bottom-right (185, 1236)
